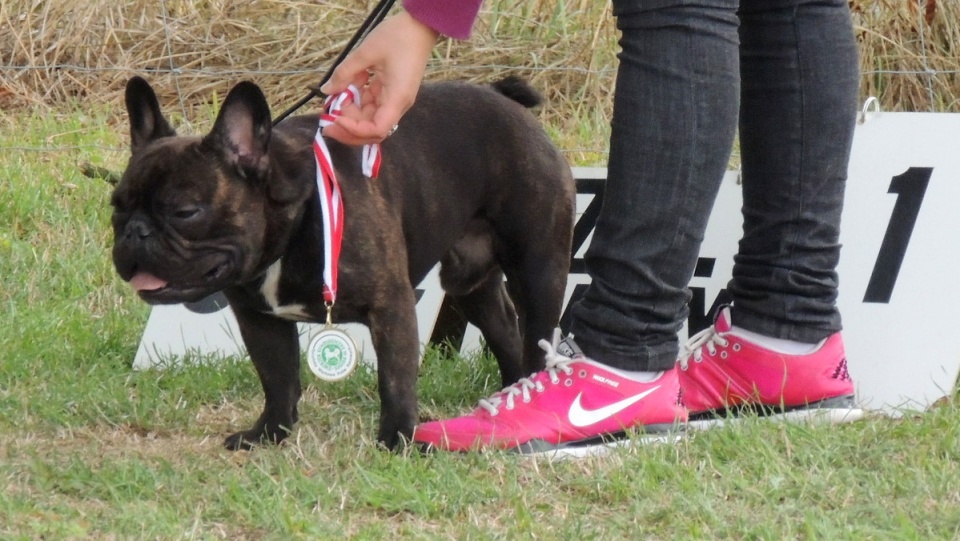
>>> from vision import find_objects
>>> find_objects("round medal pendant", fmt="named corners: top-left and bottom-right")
top-left (306, 326), bottom-right (358, 381)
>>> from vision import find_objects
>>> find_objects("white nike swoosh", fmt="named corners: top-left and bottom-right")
top-left (567, 386), bottom-right (662, 428)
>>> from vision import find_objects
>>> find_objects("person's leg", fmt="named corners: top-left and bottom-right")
top-left (678, 0), bottom-right (862, 424)
top-left (729, 0), bottom-right (858, 339)
top-left (414, 0), bottom-right (741, 455)
top-left (568, 0), bottom-right (740, 372)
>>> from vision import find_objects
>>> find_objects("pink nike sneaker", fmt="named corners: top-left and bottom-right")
top-left (414, 330), bottom-right (687, 456)
top-left (678, 306), bottom-right (863, 429)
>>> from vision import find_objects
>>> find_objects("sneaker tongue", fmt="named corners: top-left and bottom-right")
top-left (714, 306), bottom-right (733, 333)
top-left (556, 336), bottom-right (583, 358)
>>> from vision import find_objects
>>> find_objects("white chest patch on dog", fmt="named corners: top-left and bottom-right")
top-left (260, 260), bottom-right (310, 320)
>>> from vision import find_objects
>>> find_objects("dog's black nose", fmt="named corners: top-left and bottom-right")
top-left (123, 217), bottom-right (153, 240)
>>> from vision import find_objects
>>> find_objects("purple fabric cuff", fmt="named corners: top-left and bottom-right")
top-left (402, 0), bottom-right (483, 40)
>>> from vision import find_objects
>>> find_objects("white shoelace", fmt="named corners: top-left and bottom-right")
top-left (477, 329), bottom-right (575, 416)
top-left (677, 325), bottom-right (728, 370)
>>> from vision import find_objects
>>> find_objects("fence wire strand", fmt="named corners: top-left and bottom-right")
top-left (1, 1), bottom-right (958, 160)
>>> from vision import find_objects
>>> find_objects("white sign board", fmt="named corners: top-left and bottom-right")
top-left (133, 113), bottom-right (960, 414)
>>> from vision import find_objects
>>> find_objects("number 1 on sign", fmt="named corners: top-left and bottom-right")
top-left (863, 167), bottom-right (932, 304)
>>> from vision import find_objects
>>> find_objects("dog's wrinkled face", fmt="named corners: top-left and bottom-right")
top-left (111, 77), bottom-right (278, 304)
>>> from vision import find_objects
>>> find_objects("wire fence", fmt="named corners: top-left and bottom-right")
top-left (2, 1), bottom-right (958, 164)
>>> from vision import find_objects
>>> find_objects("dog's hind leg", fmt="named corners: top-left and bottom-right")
top-left (448, 273), bottom-right (525, 386)
top-left (440, 223), bottom-right (525, 386)
top-left (503, 244), bottom-right (572, 377)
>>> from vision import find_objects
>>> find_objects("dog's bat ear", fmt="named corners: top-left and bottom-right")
top-left (125, 76), bottom-right (177, 153)
top-left (204, 81), bottom-right (272, 178)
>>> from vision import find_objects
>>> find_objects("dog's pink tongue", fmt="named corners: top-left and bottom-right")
top-left (129, 272), bottom-right (168, 292)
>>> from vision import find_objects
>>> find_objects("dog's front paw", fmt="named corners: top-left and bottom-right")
top-left (223, 430), bottom-right (259, 451)
top-left (223, 423), bottom-right (292, 451)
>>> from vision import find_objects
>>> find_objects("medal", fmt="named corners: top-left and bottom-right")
top-left (306, 87), bottom-right (377, 382)
top-left (306, 304), bottom-right (358, 381)
top-left (306, 325), bottom-right (358, 381)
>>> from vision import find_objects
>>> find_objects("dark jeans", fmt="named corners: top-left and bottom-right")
top-left (568, 0), bottom-right (859, 371)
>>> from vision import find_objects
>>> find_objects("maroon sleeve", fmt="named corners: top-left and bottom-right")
top-left (402, 0), bottom-right (483, 40)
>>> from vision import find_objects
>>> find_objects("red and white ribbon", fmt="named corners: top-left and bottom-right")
top-left (313, 85), bottom-right (382, 303)
top-left (318, 85), bottom-right (382, 178)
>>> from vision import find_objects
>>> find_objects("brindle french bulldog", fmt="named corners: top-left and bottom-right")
top-left (110, 75), bottom-right (575, 450)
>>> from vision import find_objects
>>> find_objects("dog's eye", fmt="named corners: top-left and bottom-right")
top-left (171, 206), bottom-right (202, 220)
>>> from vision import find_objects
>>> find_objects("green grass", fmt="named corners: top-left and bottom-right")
top-left (3, 106), bottom-right (960, 540)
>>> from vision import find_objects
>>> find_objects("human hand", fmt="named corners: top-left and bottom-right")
top-left (319, 11), bottom-right (439, 145)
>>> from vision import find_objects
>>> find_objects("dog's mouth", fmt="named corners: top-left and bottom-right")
top-left (128, 261), bottom-right (230, 304)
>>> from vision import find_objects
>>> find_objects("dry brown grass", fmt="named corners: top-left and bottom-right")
top-left (0, 1), bottom-right (615, 133)
top-left (852, 0), bottom-right (960, 111)
top-left (1, 0), bottom-right (957, 128)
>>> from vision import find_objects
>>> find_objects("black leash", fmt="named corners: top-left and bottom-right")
top-left (272, 0), bottom-right (397, 126)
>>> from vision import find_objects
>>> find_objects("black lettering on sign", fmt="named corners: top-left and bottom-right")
top-left (688, 258), bottom-right (732, 335)
top-left (559, 283), bottom-right (589, 336)
top-left (559, 175), bottom-right (606, 333)
top-left (429, 294), bottom-right (470, 353)
top-left (570, 175), bottom-right (606, 274)
top-left (863, 167), bottom-right (932, 303)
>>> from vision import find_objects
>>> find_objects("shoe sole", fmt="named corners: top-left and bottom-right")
top-left (526, 395), bottom-right (866, 457)
top-left (686, 394), bottom-right (865, 431)
top-left (524, 433), bottom-right (684, 460)
top-left (509, 423), bottom-right (685, 459)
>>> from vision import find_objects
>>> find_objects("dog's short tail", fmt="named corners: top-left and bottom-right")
top-left (491, 76), bottom-right (543, 109)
